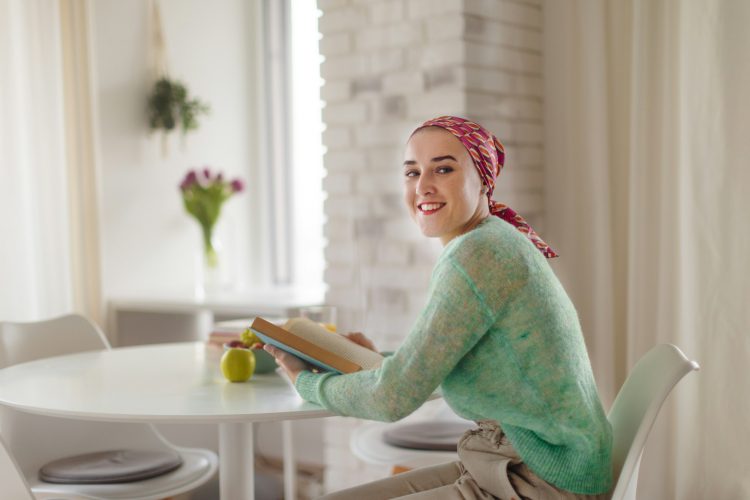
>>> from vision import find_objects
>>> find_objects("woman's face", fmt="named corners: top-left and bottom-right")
top-left (403, 127), bottom-right (489, 246)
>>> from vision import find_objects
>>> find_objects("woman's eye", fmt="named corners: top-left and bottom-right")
top-left (436, 166), bottom-right (453, 174)
top-left (404, 170), bottom-right (419, 178)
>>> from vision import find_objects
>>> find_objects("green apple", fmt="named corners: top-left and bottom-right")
top-left (220, 348), bottom-right (256, 382)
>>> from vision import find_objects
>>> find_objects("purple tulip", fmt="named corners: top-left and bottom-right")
top-left (230, 179), bottom-right (244, 193)
top-left (203, 167), bottom-right (212, 180)
top-left (180, 170), bottom-right (198, 191)
top-left (216, 172), bottom-right (224, 183)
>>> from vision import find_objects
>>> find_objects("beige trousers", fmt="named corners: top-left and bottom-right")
top-left (319, 420), bottom-right (611, 500)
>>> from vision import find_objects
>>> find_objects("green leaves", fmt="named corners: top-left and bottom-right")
top-left (148, 77), bottom-right (210, 134)
top-left (179, 168), bottom-right (244, 246)
top-left (179, 168), bottom-right (243, 268)
top-left (182, 181), bottom-right (226, 229)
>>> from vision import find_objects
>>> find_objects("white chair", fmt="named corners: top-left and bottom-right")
top-left (0, 433), bottom-right (34, 500)
top-left (0, 314), bottom-right (218, 500)
top-left (608, 343), bottom-right (699, 500)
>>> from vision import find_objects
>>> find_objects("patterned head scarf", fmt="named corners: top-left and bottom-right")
top-left (412, 116), bottom-right (558, 258)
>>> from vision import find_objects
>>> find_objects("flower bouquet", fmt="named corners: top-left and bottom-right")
top-left (179, 168), bottom-right (244, 268)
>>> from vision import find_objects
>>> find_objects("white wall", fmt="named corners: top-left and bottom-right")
top-left (91, 1), bottom-right (328, 480)
top-left (93, 0), bottom-right (260, 300)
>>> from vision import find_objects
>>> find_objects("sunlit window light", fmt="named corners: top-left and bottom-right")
top-left (290, 2), bottom-right (325, 293)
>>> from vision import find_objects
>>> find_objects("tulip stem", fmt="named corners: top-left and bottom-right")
top-left (202, 225), bottom-right (218, 268)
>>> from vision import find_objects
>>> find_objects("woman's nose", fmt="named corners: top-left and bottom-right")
top-left (416, 172), bottom-right (435, 196)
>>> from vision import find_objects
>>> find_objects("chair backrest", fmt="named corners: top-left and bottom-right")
top-left (0, 434), bottom-right (34, 500)
top-left (607, 344), bottom-right (699, 500)
top-left (0, 313), bottom-right (111, 368)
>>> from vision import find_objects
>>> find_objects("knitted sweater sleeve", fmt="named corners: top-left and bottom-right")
top-left (294, 256), bottom-right (497, 421)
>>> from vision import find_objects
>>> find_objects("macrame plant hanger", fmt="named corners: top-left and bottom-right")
top-left (151, 0), bottom-right (171, 156)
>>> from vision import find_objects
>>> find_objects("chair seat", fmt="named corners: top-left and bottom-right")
top-left (39, 449), bottom-right (183, 484)
top-left (30, 447), bottom-right (217, 500)
top-left (351, 422), bottom-right (460, 469)
top-left (383, 421), bottom-right (475, 451)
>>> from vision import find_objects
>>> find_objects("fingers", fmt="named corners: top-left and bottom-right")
top-left (265, 345), bottom-right (289, 363)
top-left (263, 345), bottom-right (310, 372)
top-left (263, 344), bottom-right (280, 359)
top-left (264, 345), bottom-right (287, 367)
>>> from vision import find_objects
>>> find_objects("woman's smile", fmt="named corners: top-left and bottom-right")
top-left (418, 202), bottom-right (446, 214)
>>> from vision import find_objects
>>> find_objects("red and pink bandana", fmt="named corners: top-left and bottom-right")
top-left (414, 116), bottom-right (558, 259)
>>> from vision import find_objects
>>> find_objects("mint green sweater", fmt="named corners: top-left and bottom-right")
top-left (296, 217), bottom-right (612, 494)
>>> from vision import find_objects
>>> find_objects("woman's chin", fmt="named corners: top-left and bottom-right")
top-left (418, 226), bottom-right (444, 239)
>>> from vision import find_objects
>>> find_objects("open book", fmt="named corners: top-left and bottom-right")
top-left (250, 317), bottom-right (384, 374)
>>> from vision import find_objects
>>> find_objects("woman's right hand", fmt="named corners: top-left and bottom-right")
top-left (343, 332), bottom-right (378, 353)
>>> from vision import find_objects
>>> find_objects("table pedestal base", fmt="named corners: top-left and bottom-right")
top-left (219, 422), bottom-right (254, 500)
top-left (282, 420), bottom-right (295, 499)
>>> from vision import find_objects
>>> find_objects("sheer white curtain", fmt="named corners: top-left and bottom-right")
top-left (544, 0), bottom-right (750, 498)
top-left (0, 0), bottom-right (73, 321)
top-left (0, 0), bottom-right (101, 323)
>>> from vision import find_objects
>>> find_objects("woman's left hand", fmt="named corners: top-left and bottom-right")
top-left (263, 344), bottom-right (310, 384)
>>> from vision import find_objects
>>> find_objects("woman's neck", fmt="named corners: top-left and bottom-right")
top-left (440, 212), bottom-right (490, 246)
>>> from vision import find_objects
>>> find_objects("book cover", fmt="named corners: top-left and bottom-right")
top-left (250, 317), bottom-right (384, 374)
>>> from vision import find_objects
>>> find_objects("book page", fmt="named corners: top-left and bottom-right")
top-left (285, 318), bottom-right (384, 370)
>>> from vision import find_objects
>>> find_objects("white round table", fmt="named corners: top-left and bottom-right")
top-left (0, 341), bottom-right (332, 500)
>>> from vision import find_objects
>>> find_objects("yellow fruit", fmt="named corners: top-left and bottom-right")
top-left (220, 348), bottom-right (256, 382)
top-left (240, 328), bottom-right (260, 347)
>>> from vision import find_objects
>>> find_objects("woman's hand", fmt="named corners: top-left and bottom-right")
top-left (263, 345), bottom-right (311, 384)
top-left (264, 331), bottom-right (377, 383)
top-left (343, 332), bottom-right (378, 353)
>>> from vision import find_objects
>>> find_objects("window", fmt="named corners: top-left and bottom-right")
top-left (258, 0), bottom-right (324, 293)
top-left (290, 0), bottom-right (325, 291)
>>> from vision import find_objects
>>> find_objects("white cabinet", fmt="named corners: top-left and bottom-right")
top-left (108, 288), bottom-right (323, 346)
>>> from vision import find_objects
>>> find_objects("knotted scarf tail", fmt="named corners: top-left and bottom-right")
top-left (490, 202), bottom-right (559, 259)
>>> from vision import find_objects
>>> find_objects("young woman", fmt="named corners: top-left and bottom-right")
top-left (265, 116), bottom-right (612, 499)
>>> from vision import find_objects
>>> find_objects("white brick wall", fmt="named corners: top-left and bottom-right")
top-left (316, 0), bottom-right (545, 492)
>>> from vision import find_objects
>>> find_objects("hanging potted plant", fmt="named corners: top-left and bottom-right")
top-left (147, 1), bottom-right (210, 154)
top-left (147, 77), bottom-right (210, 136)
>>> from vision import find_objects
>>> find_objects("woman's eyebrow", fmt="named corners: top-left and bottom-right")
top-left (430, 155), bottom-right (457, 163)
top-left (403, 155), bottom-right (457, 166)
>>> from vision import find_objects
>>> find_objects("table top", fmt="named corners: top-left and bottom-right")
top-left (0, 342), bottom-right (332, 424)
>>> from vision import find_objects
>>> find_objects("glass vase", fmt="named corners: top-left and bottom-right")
top-left (195, 226), bottom-right (224, 300)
